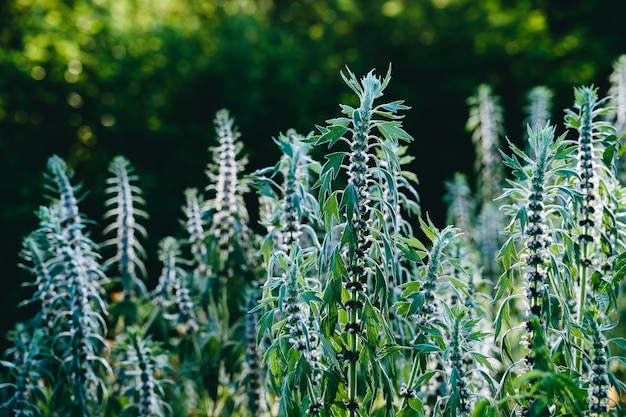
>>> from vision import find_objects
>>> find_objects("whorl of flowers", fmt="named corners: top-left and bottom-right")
top-left (584, 312), bottom-right (610, 415)
top-left (524, 86), bottom-right (553, 133)
top-left (116, 330), bottom-right (171, 417)
top-left (245, 293), bottom-right (264, 415)
top-left (102, 156), bottom-right (148, 298)
top-left (276, 130), bottom-right (319, 254)
top-left (446, 307), bottom-right (473, 417)
top-left (608, 55), bottom-right (626, 133)
top-left (45, 155), bottom-right (82, 230)
top-left (182, 188), bottom-right (209, 277)
top-left (466, 84), bottom-right (505, 201)
top-left (152, 237), bottom-right (198, 333)
top-left (19, 236), bottom-right (57, 334)
top-left (444, 172), bottom-right (475, 239)
top-left (397, 221), bottom-right (458, 409)
top-left (0, 327), bottom-right (48, 417)
top-left (207, 109), bottom-right (250, 261)
top-left (153, 237), bottom-right (181, 308)
top-left (518, 126), bottom-right (555, 368)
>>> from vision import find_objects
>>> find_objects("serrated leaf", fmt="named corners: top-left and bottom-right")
top-left (413, 343), bottom-right (442, 354)
top-left (323, 191), bottom-right (341, 230)
top-left (316, 125), bottom-right (349, 147)
top-left (379, 100), bottom-right (410, 113)
top-left (396, 405), bottom-right (423, 417)
top-left (377, 120), bottom-right (413, 144)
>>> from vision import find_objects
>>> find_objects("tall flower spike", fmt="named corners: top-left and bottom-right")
top-left (0, 327), bottom-right (49, 417)
top-left (609, 55), bottom-right (626, 134)
top-left (466, 84), bottom-right (505, 201)
top-left (498, 123), bottom-right (573, 413)
top-left (315, 66), bottom-right (412, 416)
top-left (444, 172), bottom-right (475, 238)
top-left (564, 86), bottom-right (618, 371)
top-left (19, 235), bottom-right (57, 335)
top-left (206, 109), bottom-right (251, 267)
top-left (153, 237), bottom-right (184, 309)
top-left (102, 156), bottom-right (148, 299)
top-left (182, 188), bottom-right (210, 279)
top-left (35, 156), bottom-right (112, 414)
top-left (524, 86), bottom-right (553, 133)
top-left (584, 311), bottom-right (610, 416)
top-left (115, 329), bottom-right (171, 417)
top-left (396, 220), bottom-right (459, 411)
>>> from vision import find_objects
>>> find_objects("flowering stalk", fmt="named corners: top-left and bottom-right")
top-left (444, 305), bottom-right (473, 417)
top-left (564, 86), bottom-right (617, 373)
top-left (609, 55), bottom-right (626, 134)
top-left (245, 292), bottom-right (265, 416)
top-left (252, 129), bottom-right (324, 415)
top-left (524, 86), bottom-right (553, 134)
top-left (153, 237), bottom-right (198, 334)
top-left (38, 156), bottom-right (111, 415)
top-left (496, 123), bottom-right (577, 413)
top-left (0, 327), bottom-right (49, 417)
top-left (116, 329), bottom-right (171, 417)
top-left (584, 311), bottom-right (610, 416)
top-left (315, 66), bottom-right (412, 416)
top-left (102, 156), bottom-right (148, 301)
top-left (444, 172), bottom-right (475, 239)
top-left (182, 188), bottom-right (210, 280)
top-left (466, 84), bottom-right (505, 202)
top-left (396, 220), bottom-right (458, 412)
top-left (206, 109), bottom-right (251, 268)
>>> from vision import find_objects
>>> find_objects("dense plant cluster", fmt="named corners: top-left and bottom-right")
top-left (2, 57), bottom-right (626, 417)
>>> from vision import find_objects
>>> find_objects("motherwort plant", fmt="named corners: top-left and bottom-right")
top-left (0, 156), bottom-right (112, 416)
top-left (102, 156), bottom-right (149, 327)
top-left (496, 123), bottom-right (574, 413)
top-left (314, 66), bottom-right (414, 416)
top-left (3, 63), bottom-right (626, 417)
top-left (252, 129), bottom-right (324, 415)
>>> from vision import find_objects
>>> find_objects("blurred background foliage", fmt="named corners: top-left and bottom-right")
top-left (1, 0), bottom-right (625, 348)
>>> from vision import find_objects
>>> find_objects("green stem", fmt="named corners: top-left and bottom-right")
top-left (348, 291), bottom-right (358, 417)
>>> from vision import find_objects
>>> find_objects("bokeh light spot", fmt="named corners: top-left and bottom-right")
top-left (382, 1), bottom-right (403, 17)
top-left (64, 70), bottom-right (79, 83)
top-left (67, 92), bottom-right (84, 108)
top-left (101, 114), bottom-right (115, 127)
top-left (31, 65), bottom-right (46, 80)
top-left (68, 59), bottom-right (83, 75)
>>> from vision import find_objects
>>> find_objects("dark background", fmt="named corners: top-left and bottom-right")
top-left (1, 0), bottom-right (625, 349)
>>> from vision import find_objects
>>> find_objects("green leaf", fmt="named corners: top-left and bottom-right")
top-left (396, 404), bottom-right (424, 417)
top-left (379, 100), bottom-right (410, 114)
top-left (301, 291), bottom-right (322, 305)
top-left (412, 343), bottom-right (442, 354)
top-left (316, 124), bottom-right (349, 147)
top-left (609, 337), bottom-right (626, 349)
top-left (377, 120), bottom-right (413, 144)
top-left (323, 191), bottom-right (341, 230)
top-left (321, 152), bottom-right (346, 181)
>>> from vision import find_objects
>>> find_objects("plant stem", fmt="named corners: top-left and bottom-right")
top-left (576, 235), bottom-right (589, 374)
